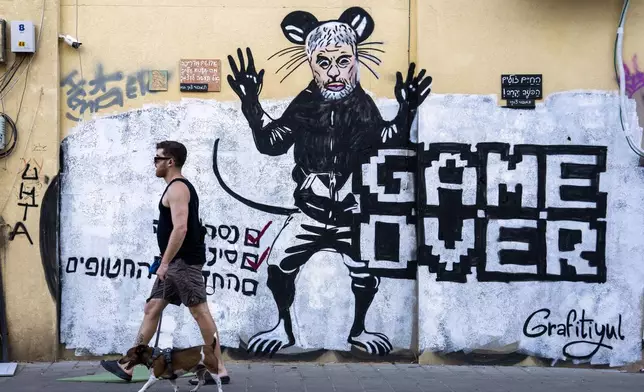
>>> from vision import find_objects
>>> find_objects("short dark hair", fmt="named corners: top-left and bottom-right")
top-left (156, 141), bottom-right (187, 167)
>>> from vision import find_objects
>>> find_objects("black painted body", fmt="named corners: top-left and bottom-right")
top-left (244, 81), bottom-right (405, 226)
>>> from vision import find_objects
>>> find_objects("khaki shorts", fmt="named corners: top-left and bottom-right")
top-left (146, 258), bottom-right (207, 307)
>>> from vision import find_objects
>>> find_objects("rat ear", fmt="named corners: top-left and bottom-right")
top-left (281, 10), bottom-right (319, 44)
top-left (338, 7), bottom-right (374, 43)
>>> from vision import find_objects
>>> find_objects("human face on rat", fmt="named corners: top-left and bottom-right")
top-left (310, 42), bottom-right (359, 100)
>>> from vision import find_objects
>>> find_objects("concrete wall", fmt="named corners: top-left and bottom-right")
top-left (2, 0), bottom-right (644, 364)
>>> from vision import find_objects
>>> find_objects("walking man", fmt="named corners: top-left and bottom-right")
top-left (100, 140), bottom-right (230, 386)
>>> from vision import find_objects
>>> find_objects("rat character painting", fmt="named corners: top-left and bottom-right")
top-left (219, 7), bottom-right (431, 356)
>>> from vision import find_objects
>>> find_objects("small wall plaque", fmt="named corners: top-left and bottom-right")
top-left (148, 70), bottom-right (168, 91)
top-left (180, 59), bottom-right (221, 92)
top-left (501, 74), bottom-right (543, 110)
top-left (506, 99), bottom-right (536, 109)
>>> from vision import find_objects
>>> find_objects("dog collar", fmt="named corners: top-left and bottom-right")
top-left (147, 347), bottom-right (163, 368)
top-left (149, 347), bottom-right (176, 379)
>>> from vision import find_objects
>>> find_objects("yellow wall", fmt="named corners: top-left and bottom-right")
top-left (59, 0), bottom-right (412, 134)
top-left (418, 0), bottom-right (644, 97)
top-left (1, 0), bottom-right (644, 361)
top-left (0, 0), bottom-right (60, 361)
top-left (58, 0), bottom-right (644, 136)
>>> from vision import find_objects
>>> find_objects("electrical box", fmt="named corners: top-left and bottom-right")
top-left (10, 21), bottom-right (35, 53)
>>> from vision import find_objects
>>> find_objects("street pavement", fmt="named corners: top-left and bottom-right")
top-left (0, 361), bottom-right (642, 392)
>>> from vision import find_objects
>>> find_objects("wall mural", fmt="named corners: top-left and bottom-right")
top-left (222, 7), bottom-right (431, 356)
top-left (58, 7), bottom-right (644, 367)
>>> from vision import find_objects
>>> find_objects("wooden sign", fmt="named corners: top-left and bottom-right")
top-left (180, 59), bottom-right (221, 92)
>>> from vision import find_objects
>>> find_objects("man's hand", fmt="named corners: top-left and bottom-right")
top-left (157, 262), bottom-right (169, 281)
top-left (227, 47), bottom-right (265, 103)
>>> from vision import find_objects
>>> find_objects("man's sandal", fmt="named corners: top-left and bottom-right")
top-left (100, 360), bottom-right (132, 382)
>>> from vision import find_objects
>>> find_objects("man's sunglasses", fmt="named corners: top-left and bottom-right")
top-left (154, 156), bottom-right (172, 163)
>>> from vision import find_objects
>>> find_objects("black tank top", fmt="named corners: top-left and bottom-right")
top-left (156, 178), bottom-right (206, 265)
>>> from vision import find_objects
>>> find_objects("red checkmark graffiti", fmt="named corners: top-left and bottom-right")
top-left (246, 221), bottom-right (273, 245)
top-left (246, 247), bottom-right (271, 271)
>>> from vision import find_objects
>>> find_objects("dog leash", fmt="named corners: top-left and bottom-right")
top-left (153, 279), bottom-right (166, 349)
top-left (151, 279), bottom-right (176, 377)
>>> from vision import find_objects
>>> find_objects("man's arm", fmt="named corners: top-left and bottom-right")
top-left (160, 182), bottom-right (190, 265)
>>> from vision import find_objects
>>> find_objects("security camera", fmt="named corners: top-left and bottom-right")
top-left (58, 34), bottom-right (82, 49)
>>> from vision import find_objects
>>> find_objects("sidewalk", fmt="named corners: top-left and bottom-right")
top-left (0, 361), bottom-right (642, 392)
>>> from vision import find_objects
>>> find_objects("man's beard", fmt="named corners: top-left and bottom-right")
top-left (318, 79), bottom-right (356, 101)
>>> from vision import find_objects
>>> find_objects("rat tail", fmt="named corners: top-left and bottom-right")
top-left (212, 138), bottom-right (298, 216)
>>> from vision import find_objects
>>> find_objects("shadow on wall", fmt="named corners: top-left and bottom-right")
top-left (219, 342), bottom-right (638, 368)
top-left (0, 170), bottom-right (58, 362)
top-left (0, 216), bottom-right (8, 362)
top-left (39, 174), bottom-right (59, 303)
top-left (221, 346), bottom-right (535, 366)
top-left (62, 343), bottom-right (536, 366)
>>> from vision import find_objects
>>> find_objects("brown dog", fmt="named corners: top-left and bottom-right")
top-left (118, 333), bottom-right (223, 392)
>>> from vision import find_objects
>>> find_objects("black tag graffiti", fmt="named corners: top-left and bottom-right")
top-left (523, 308), bottom-right (625, 360)
top-left (9, 163), bottom-right (40, 245)
top-left (17, 183), bottom-right (39, 221)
